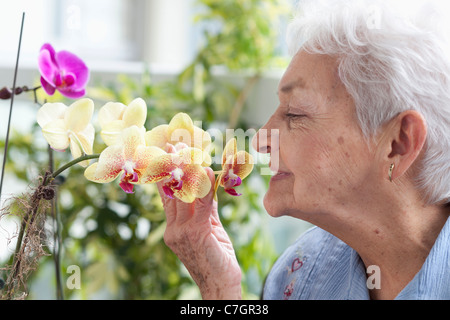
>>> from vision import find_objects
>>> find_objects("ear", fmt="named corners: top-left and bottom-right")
top-left (386, 111), bottom-right (427, 181)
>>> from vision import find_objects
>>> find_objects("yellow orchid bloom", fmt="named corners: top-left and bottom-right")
top-left (37, 98), bottom-right (95, 167)
top-left (214, 138), bottom-right (254, 197)
top-left (140, 144), bottom-right (211, 203)
top-left (84, 125), bottom-right (165, 194)
top-left (144, 112), bottom-right (212, 166)
top-left (98, 97), bottom-right (147, 146)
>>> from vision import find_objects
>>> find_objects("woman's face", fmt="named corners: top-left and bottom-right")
top-left (255, 51), bottom-right (378, 219)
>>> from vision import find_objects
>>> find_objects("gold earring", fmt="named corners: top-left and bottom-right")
top-left (388, 163), bottom-right (395, 182)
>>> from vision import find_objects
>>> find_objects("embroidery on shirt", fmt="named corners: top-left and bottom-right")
top-left (283, 279), bottom-right (296, 300)
top-left (286, 247), bottom-right (307, 275)
top-left (282, 246), bottom-right (307, 299)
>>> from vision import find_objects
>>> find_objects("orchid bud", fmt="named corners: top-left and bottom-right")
top-left (0, 87), bottom-right (12, 100)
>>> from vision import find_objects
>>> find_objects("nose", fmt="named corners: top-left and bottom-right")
top-left (251, 116), bottom-right (279, 155)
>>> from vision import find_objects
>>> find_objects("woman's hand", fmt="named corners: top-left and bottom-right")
top-left (157, 167), bottom-right (242, 299)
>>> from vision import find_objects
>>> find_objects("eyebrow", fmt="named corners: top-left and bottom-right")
top-left (278, 78), bottom-right (307, 95)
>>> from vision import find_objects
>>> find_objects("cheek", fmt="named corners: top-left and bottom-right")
top-left (287, 133), bottom-right (363, 196)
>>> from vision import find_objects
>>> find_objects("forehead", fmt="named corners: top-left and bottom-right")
top-left (278, 51), bottom-right (341, 96)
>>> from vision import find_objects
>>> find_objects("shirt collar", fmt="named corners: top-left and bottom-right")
top-left (395, 216), bottom-right (450, 299)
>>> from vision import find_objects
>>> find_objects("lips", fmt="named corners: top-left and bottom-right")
top-left (268, 159), bottom-right (292, 180)
top-left (270, 171), bottom-right (291, 181)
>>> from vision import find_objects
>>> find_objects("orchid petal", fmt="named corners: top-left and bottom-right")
top-left (173, 164), bottom-right (211, 203)
top-left (140, 153), bottom-right (176, 184)
top-left (162, 185), bottom-right (175, 199)
top-left (167, 113), bottom-right (195, 145)
top-left (64, 72), bottom-right (76, 86)
top-left (232, 151), bottom-right (254, 180)
top-left (55, 50), bottom-right (89, 89)
top-left (37, 102), bottom-right (67, 128)
top-left (193, 125), bottom-right (211, 151)
top-left (98, 102), bottom-right (126, 128)
top-left (224, 188), bottom-right (241, 197)
top-left (38, 48), bottom-right (59, 87)
top-left (133, 145), bottom-right (166, 170)
top-left (84, 145), bottom-right (125, 183)
top-left (123, 98), bottom-right (147, 128)
top-left (222, 138), bottom-right (237, 166)
top-left (177, 147), bottom-right (205, 166)
top-left (145, 124), bottom-right (169, 149)
top-left (100, 120), bottom-right (125, 146)
top-left (73, 124), bottom-right (95, 155)
top-left (119, 180), bottom-right (135, 194)
top-left (69, 134), bottom-right (85, 166)
top-left (214, 172), bottom-right (224, 198)
top-left (57, 87), bottom-right (86, 99)
top-left (84, 163), bottom-right (119, 184)
top-left (201, 152), bottom-right (212, 167)
top-left (40, 43), bottom-right (57, 64)
top-left (64, 98), bottom-right (94, 132)
top-left (54, 73), bottom-right (63, 87)
top-left (41, 119), bottom-right (70, 151)
top-left (168, 113), bottom-right (194, 134)
top-left (121, 126), bottom-right (146, 161)
top-left (40, 76), bottom-right (56, 96)
top-left (191, 127), bottom-right (212, 166)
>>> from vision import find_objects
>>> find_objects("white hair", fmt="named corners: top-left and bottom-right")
top-left (287, 0), bottom-right (450, 205)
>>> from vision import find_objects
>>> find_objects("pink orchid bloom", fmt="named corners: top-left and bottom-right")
top-left (215, 138), bottom-right (254, 198)
top-left (38, 43), bottom-right (89, 99)
top-left (84, 126), bottom-right (165, 194)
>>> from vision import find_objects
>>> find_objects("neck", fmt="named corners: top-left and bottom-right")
top-left (304, 191), bottom-right (450, 300)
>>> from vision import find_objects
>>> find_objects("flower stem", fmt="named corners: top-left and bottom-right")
top-left (48, 153), bottom-right (99, 300)
top-left (48, 146), bottom-right (64, 300)
top-left (50, 153), bottom-right (100, 181)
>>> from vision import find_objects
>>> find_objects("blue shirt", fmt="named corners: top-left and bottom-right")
top-left (263, 217), bottom-right (450, 300)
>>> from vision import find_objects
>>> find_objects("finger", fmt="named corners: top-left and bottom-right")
top-left (156, 181), bottom-right (177, 225)
top-left (194, 167), bottom-right (219, 223)
top-left (173, 166), bottom-right (216, 225)
top-left (174, 193), bottom-right (196, 225)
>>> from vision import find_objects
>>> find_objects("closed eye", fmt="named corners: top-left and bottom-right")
top-left (285, 113), bottom-right (306, 119)
top-left (285, 112), bottom-right (308, 129)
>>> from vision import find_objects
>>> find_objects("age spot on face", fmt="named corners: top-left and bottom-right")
top-left (338, 136), bottom-right (344, 145)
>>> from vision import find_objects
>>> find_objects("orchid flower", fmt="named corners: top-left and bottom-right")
top-left (38, 43), bottom-right (89, 99)
top-left (145, 112), bottom-right (212, 166)
top-left (98, 98), bottom-right (147, 146)
top-left (214, 138), bottom-right (254, 197)
top-left (84, 125), bottom-right (166, 194)
top-left (140, 144), bottom-right (211, 203)
top-left (37, 98), bottom-right (95, 167)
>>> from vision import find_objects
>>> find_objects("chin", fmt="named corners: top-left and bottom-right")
top-left (263, 184), bottom-right (322, 221)
top-left (263, 189), bottom-right (289, 218)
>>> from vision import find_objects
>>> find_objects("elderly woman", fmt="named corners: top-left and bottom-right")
top-left (157, 0), bottom-right (450, 300)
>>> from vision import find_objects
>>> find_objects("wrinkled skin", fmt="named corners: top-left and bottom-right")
top-left (157, 167), bottom-right (242, 299)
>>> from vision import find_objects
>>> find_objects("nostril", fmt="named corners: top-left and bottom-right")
top-left (259, 145), bottom-right (271, 154)
top-left (252, 129), bottom-right (273, 154)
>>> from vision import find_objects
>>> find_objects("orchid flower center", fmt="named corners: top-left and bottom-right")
top-left (123, 161), bottom-right (135, 175)
top-left (162, 168), bottom-right (184, 199)
top-left (54, 71), bottom-right (76, 88)
top-left (119, 161), bottom-right (139, 194)
top-left (223, 169), bottom-right (241, 189)
top-left (222, 169), bottom-right (242, 196)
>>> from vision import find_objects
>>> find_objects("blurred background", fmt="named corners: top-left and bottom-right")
top-left (0, 0), bottom-right (312, 299)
